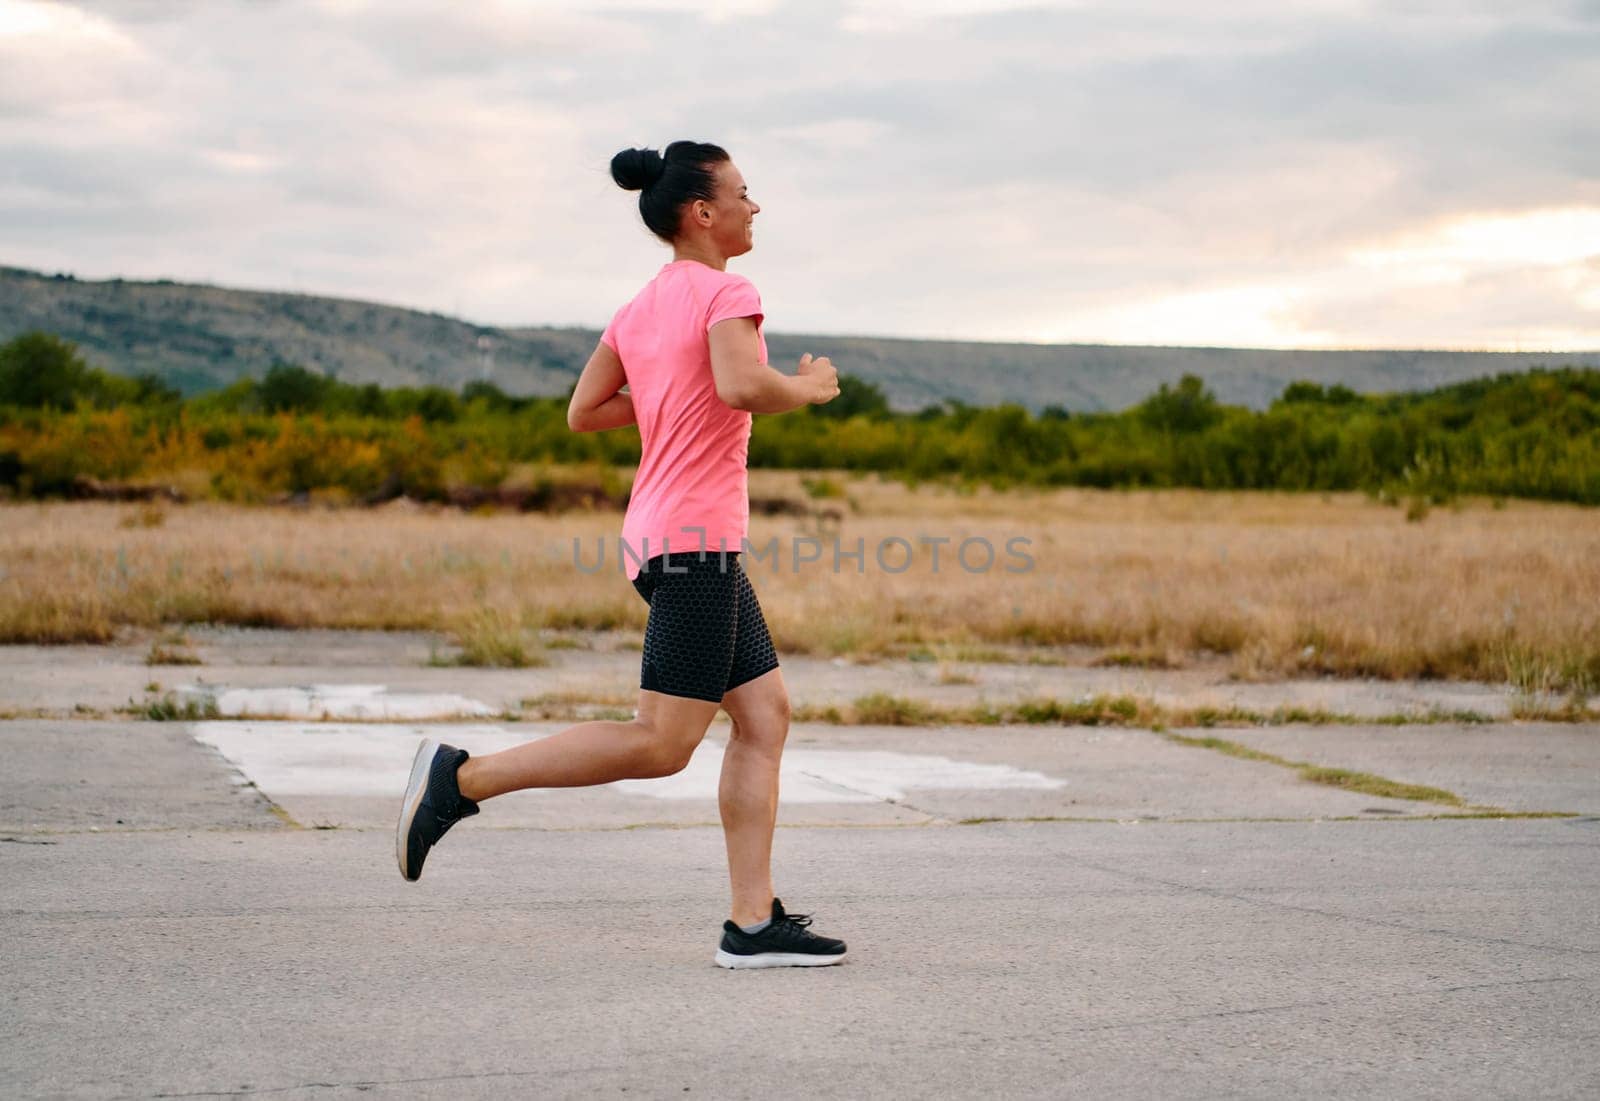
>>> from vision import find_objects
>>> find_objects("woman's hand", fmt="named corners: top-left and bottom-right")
top-left (797, 353), bottom-right (840, 405)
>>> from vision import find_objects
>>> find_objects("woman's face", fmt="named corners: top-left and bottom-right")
top-left (691, 160), bottom-right (760, 257)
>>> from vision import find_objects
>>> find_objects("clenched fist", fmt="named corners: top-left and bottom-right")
top-left (797, 353), bottom-right (840, 405)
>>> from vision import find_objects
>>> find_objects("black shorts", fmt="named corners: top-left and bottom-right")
top-left (630, 551), bottom-right (780, 703)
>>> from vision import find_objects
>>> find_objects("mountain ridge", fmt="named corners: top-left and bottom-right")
top-left (6, 263), bottom-right (1597, 411)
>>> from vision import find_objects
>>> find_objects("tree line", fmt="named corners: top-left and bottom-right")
top-left (2, 330), bottom-right (1596, 505)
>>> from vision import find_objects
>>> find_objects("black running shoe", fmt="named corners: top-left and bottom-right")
top-left (396, 738), bottom-right (478, 882)
top-left (714, 898), bottom-right (847, 969)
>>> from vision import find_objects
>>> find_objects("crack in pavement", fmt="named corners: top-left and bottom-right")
top-left (788, 767), bottom-right (950, 823)
top-left (1059, 853), bottom-right (1600, 958)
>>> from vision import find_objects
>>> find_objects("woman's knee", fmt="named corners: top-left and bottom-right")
top-left (633, 708), bottom-right (712, 777)
top-left (726, 689), bottom-right (791, 752)
top-left (640, 736), bottom-right (700, 777)
top-left (767, 688), bottom-right (792, 723)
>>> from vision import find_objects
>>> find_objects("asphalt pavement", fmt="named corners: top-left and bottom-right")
top-left (2, 636), bottom-right (1597, 1099)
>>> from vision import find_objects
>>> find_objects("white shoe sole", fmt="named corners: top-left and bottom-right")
top-left (714, 949), bottom-right (846, 969)
top-left (396, 737), bottom-right (440, 881)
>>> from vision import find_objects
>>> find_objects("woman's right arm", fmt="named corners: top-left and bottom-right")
top-left (567, 340), bottom-right (637, 432)
top-left (709, 317), bottom-right (840, 414)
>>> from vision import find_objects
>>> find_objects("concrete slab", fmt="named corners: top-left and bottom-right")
top-left (1222, 721), bottom-right (1600, 814)
top-left (793, 723), bottom-right (1447, 821)
top-left (183, 720), bottom-right (1443, 830)
top-left (190, 721), bottom-right (1064, 829)
top-left (0, 721), bottom-right (281, 833)
top-left (180, 683), bottom-right (497, 720)
top-left (0, 627), bottom-right (1529, 719)
top-left (4, 821), bottom-right (1597, 1099)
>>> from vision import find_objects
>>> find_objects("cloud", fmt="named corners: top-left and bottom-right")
top-left (0, 0), bottom-right (152, 114)
top-left (1, 0), bottom-right (1596, 349)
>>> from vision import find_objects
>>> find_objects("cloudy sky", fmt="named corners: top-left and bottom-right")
top-left (3, 0), bottom-right (1598, 349)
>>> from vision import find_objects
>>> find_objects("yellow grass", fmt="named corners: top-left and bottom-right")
top-left (2, 472), bottom-right (1598, 685)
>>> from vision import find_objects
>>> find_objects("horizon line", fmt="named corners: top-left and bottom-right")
top-left (6, 262), bottom-right (1599, 359)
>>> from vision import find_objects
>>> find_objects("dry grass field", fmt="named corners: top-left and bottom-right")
top-left (2, 470), bottom-right (1597, 689)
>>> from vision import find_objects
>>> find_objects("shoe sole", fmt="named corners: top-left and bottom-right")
top-left (714, 949), bottom-right (846, 969)
top-left (396, 737), bottom-right (440, 882)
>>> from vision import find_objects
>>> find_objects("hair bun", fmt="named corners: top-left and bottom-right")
top-left (610, 147), bottom-right (667, 192)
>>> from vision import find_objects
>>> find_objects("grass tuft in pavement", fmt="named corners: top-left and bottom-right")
top-left (126, 690), bottom-right (219, 722)
top-left (431, 609), bottom-right (549, 669)
top-left (1159, 730), bottom-right (1466, 807)
top-left (791, 694), bottom-right (1531, 729)
top-left (145, 630), bottom-right (202, 666)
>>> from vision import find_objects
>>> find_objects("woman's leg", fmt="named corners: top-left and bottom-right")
top-left (460, 552), bottom-right (736, 802)
top-left (457, 689), bottom-right (719, 802)
top-left (718, 666), bottom-right (790, 926)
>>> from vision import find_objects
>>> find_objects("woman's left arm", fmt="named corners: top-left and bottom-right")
top-left (567, 341), bottom-right (637, 432)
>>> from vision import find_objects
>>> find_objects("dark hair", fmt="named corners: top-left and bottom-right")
top-left (610, 140), bottom-right (729, 242)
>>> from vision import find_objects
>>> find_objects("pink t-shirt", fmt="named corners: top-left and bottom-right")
top-left (600, 259), bottom-right (768, 580)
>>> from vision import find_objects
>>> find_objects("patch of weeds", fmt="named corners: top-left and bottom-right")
top-left (792, 704), bottom-right (846, 724)
top-left (1372, 708), bottom-right (1495, 725)
top-left (437, 610), bottom-right (548, 669)
top-left (1498, 642), bottom-right (1599, 718)
top-left (1556, 650), bottom-right (1598, 712)
top-left (1176, 703), bottom-right (1310, 728)
top-left (518, 690), bottom-right (635, 720)
top-left (1508, 698), bottom-right (1598, 723)
top-left (1297, 766), bottom-right (1463, 806)
top-left (132, 690), bottom-right (219, 722)
top-left (1262, 706), bottom-right (1348, 725)
top-left (266, 802), bottom-right (299, 828)
top-left (786, 692), bottom-right (1537, 732)
top-left (145, 629), bottom-right (202, 666)
top-left (1161, 731), bottom-right (1280, 763)
top-left (946, 646), bottom-right (1016, 664)
top-left (1502, 641), bottom-right (1558, 696)
top-left (1092, 649), bottom-right (1177, 671)
top-left (1158, 730), bottom-right (1466, 807)
top-left (1011, 695), bottom-right (1147, 726)
top-left (852, 693), bottom-right (939, 726)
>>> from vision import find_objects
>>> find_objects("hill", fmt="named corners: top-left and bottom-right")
top-left (5, 264), bottom-right (1598, 411)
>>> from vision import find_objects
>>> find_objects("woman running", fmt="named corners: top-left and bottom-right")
top-left (395, 140), bottom-right (847, 969)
